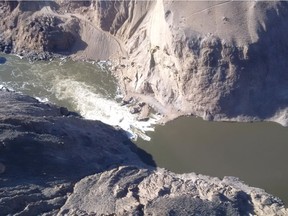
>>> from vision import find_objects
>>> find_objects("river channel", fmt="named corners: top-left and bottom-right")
top-left (0, 54), bottom-right (287, 205)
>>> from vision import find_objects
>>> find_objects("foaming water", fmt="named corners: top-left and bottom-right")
top-left (0, 54), bottom-right (157, 140)
top-left (52, 79), bottom-right (159, 140)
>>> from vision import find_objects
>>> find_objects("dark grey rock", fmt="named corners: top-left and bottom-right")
top-left (0, 86), bottom-right (286, 216)
top-left (0, 90), bottom-right (155, 215)
top-left (0, 57), bottom-right (7, 64)
top-left (130, 106), bottom-right (141, 114)
top-left (59, 107), bottom-right (69, 116)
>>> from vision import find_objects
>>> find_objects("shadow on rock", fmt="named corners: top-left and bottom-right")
top-left (0, 90), bottom-right (156, 181)
top-left (0, 57), bottom-right (6, 64)
top-left (0, 91), bottom-right (285, 216)
top-left (0, 90), bottom-right (156, 215)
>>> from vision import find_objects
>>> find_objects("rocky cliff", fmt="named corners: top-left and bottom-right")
top-left (112, 0), bottom-right (288, 125)
top-left (1, 2), bottom-right (288, 214)
top-left (1, 0), bottom-right (288, 125)
top-left (0, 88), bottom-right (287, 215)
top-left (0, 1), bottom-right (287, 123)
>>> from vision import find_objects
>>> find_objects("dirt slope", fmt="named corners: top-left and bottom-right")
top-left (2, 1), bottom-right (288, 125)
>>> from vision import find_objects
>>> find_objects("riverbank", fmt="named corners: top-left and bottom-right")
top-left (1, 1), bottom-right (288, 213)
top-left (1, 53), bottom-right (287, 206)
top-left (0, 89), bottom-right (287, 215)
top-left (1, 1), bottom-right (288, 127)
top-left (136, 116), bottom-right (288, 205)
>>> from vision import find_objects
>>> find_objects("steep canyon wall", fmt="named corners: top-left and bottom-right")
top-left (1, 0), bottom-right (288, 124)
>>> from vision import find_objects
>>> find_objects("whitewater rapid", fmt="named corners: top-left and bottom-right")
top-left (0, 54), bottom-right (159, 141)
top-left (52, 78), bottom-right (160, 140)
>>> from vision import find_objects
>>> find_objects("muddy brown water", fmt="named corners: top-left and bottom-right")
top-left (1, 54), bottom-right (287, 205)
top-left (136, 116), bottom-right (288, 205)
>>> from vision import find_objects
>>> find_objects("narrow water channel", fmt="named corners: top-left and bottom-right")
top-left (1, 54), bottom-right (287, 205)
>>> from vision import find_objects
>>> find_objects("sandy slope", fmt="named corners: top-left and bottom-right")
top-left (1, 1), bottom-right (288, 124)
top-left (0, 0), bottom-right (288, 125)
top-left (112, 0), bottom-right (288, 126)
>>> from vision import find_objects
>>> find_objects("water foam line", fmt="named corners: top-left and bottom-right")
top-left (52, 79), bottom-right (159, 141)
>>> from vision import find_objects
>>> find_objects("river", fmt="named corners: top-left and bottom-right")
top-left (0, 54), bottom-right (158, 140)
top-left (0, 54), bottom-right (287, 205)
top-left (136, 117), bottom-right (288, 205)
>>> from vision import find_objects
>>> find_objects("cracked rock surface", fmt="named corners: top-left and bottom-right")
top-left (0, 90), bottom-right (287, 215)
top-left (0, 89), bottom-right (153, 215)
top-left (59, 166), bottom-right (287, 216)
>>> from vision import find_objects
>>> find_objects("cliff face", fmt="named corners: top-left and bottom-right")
top-left (0, 88), bottom-right (152, 215)
top-left (1, 0), bottom-right (288, 125)
top-left (0, 89), bottom-right (287, 215)
top-left (112, 0), bottom-right (288, 125)
top-left (1, 2), bottom-right (288, 213)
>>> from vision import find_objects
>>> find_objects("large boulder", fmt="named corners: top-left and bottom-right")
top-left (59, 166), bottom-right (287, 216)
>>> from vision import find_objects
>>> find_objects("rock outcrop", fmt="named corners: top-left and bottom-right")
top-left (0, 89), bottom-right (154, 215)
top-left (0, 89), bottom-right (287, 215)
top-left (0, 1), bottom-right (123, 60)
top-left (1, 2), bottom-right (288, 214)
top-left (59, 166), bottom-right (287, 216)
top-left (112, 0), bottom-right (288, 125)
top-left (1, 0), bottom-right (288, 125)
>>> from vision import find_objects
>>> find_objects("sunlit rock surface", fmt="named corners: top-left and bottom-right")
top-left (1, 1), bottom-right (288, 125)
